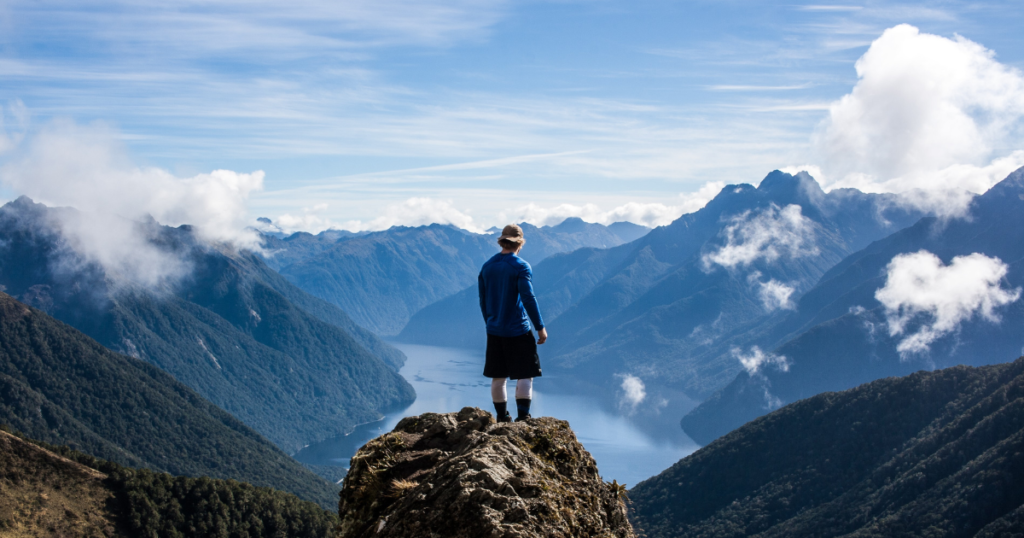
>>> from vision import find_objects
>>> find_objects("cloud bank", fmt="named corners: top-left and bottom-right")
top-left (703, 204), bottom-right (818, 270)
top-left (814, 24), bottom-right (1024, 217)
top-left (337, 197), bottom-right (481, 233)
top-left (498, 181), bottom-right (725, 229)
top-left (280, 180), bottom-right (728, 234)
top-left (875, 250), bottom-right (1021, 356)
top-left (0, 120), bottom-right (264, 286)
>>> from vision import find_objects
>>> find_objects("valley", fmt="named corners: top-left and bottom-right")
top-left (293, 343), bottom-right (699, 488)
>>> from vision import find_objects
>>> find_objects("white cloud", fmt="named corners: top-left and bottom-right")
top-left (8, 0), bottom-right (509, 55)
top-left (747, 271), bottom-right (797, 311)
top-left (340, 197), bottom-right (481, 233)
top-left (503, 201), bottom-right (675, 229)
top-left (758, 278), bottom-right (796, 311)
top-left (734, 345), bottom-right (789, 411)
top-left (498, 181), bottom-right (725, 228)
top-left (875, 250), bottom-right (1022, 356)
top-left (617, 374), bottom-right (646, 411)
top-left (273, 204), bottom-right (338, 234)
top-left (703, 204), bottom-right (818, 269)
top-left (328, 180), bottom-right (727, 233)
top-left (0, 120), bottom-right (264, 286)
top-left (813, 24), bottom-right (1024, 217)
top-left (0, 100), bottom-right (29, 154)
top-left (732, 346), bottom-right (790, 376)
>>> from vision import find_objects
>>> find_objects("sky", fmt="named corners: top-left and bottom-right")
top-left (1, 0), bottom-right (1023, 234)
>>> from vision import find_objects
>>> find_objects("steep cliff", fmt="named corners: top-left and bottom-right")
top-left (337, 408), bottom-right (635, 538)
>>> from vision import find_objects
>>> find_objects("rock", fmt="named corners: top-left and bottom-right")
top-left (337, 407), bottom-right (636, 538)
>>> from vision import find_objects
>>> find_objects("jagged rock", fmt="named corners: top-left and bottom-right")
top-left (337, 407), bottom-right (636, 538)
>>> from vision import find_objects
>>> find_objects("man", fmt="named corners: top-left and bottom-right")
top-left (478, 224), bottom-right (548, 423)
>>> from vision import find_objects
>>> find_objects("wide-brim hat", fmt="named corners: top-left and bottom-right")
top-left (498, 223), bottom-right (525, 245)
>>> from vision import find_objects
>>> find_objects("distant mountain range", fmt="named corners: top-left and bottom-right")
top-left (400, 171), bottom-right (925, 417)
top-left (0, 197), bottom-right (414, 453)
top-left (682, 166), bottom-right (1024, 444)
top-left (259, 218), bottom-right (650, 336)
top-left (630, 357), bottom-right (1024, 537)
top-left (0, 292), bottom-right (337, 508)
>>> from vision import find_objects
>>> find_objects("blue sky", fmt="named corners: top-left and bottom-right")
top-left (1, 1), bottom-right (1023, 233)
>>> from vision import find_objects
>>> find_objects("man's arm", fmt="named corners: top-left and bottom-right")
top-left (478, 273), bottom-right (487, 321)
top-left (517, 266), bottom-right (547, 343)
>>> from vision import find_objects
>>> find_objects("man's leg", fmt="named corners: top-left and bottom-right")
top-left (491, 378), bottom-right (511, 422)
top-left (515, 378), bottom-right (533, 421)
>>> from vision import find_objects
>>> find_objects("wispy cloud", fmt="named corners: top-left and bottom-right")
top-left (796, 5), bottom-right (864, 12)
top-left (2, 1), bottom-right (1018, 234)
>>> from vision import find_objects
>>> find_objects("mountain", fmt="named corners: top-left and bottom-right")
top-left (336, 407), bottom-right (635, 538)
top-left (262, 219), bottom-right (651, 336)
top-left (0, 428), bottom-right (337, 536)
top-left (0, 197), bottom-right (414, 453)
top-left (630, 357), bottom-right (1024, 538)
top-left (400, 171), bottom-right (924, 413)
top-left (0, 292), bottom-right (337, 507)
top-left (682, 166), bottom-right (1024, 444)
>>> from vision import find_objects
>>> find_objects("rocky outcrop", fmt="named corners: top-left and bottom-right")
top-left (337, 408), bottom-right (636, 538)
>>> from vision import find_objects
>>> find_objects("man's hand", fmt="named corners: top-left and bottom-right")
top-left (537, 327), bottom-right (548, 345)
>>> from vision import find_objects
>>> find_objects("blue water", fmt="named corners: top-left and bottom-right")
top-left (294, 343), bottom-right (699, 487)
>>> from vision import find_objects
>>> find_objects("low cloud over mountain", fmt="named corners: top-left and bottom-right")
top-left (876, 250), bottom-right (1021, 356)
top-left (0, 120), bottom-right (264, 287)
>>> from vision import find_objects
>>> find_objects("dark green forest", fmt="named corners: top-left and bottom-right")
top-left (630, 358), bottom-right (1024, 537)
top-left (0, 292), bottom-right (338, 509)
top-left (2, 427), bottom-right (337, 537)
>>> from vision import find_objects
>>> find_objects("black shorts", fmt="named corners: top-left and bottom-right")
top-left (484, 331), bottom-right (543, 380)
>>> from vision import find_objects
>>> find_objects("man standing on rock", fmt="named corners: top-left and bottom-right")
top-left (478, 224), bottom-right (548, 423)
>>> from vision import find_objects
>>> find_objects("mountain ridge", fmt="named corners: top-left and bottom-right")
top-left (262, 219), bottom-right (651, 336)
top-left (0, 291), bottom-right (338, 507)
top-left (0, 197), bottom-right (414, 452)
top-left (630, 357), bottom-right (1024, 537)
top-left (400, 171), bottom-right (925, 419)
top-left (682, 165), bottom-right (1024, 444)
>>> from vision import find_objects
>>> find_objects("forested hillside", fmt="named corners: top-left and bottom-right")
top-left (0, 292), bottom-right (338, 508)
top-left (631, 358), bottom-right (1024, 538)
top-left (683, 165), bottom-right (1024, 444)
top-left (0, 196), bottom-right (414, 452)
top-left (0, 428), bottom-right (337, 536)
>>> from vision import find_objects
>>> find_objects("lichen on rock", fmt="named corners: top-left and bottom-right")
top-left (337, 407), bottom-right (636, 538)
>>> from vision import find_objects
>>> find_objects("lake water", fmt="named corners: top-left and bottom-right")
top-left (294, 343), bottom-right (699, 487)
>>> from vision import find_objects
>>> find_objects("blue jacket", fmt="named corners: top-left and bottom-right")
top-left (478, 252), bottom-right (545, 337)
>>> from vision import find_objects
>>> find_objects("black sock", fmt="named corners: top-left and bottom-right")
top-left (493, 401), bottom-right (508, 418)
top-left (516, 398), bottom-right (531, 420)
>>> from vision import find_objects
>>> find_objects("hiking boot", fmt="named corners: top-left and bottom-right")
top-left (515, 414), bottom-right (532, 422)
top-left (497, 411), bottom-right (513, 423)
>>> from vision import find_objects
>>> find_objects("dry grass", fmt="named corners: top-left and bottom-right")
top-left (0, 431), bottom-right (118, 537)
top-left (388, 479), bottom-right (419, 497)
